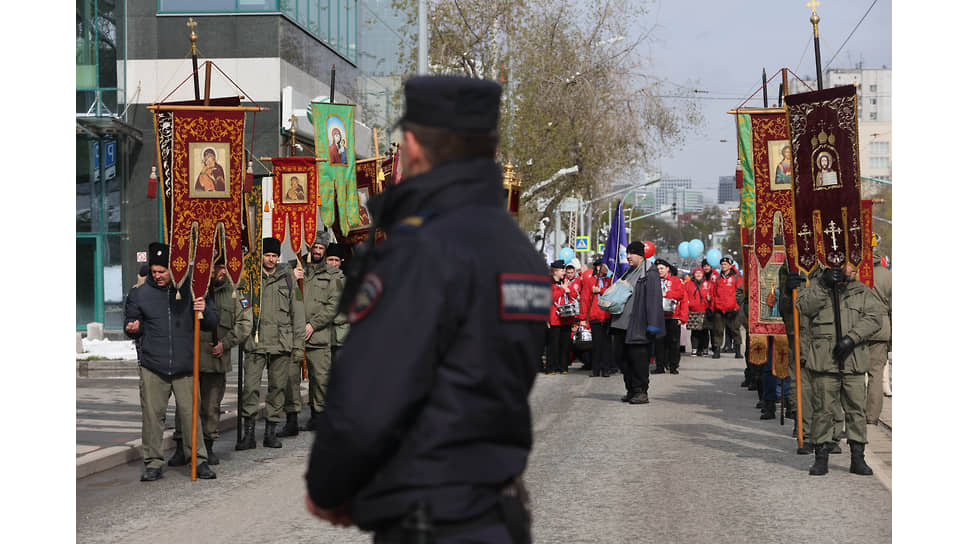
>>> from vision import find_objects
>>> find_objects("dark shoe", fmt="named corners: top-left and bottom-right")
top-left (712, 349), bottom-right (721, 359)
top-left (196, 462), bottom-right (217, 480)
top-left (747, 382), bottom-right (758, 391)
top-left (760, 405), bottom-right (776, 420)
top-left (755, 400), bottom-right (763, 408)
top-left (735, 351), bottom-right (743, 359)
top-left (827, 441), bottom-right (842, 454)
top-left (723, 345), bottom-right (735, 353)
top-left (140, 467), bottom-right (163, 482)
top-left (263, 422), bottom-right (282, 448)
top-left (848, 440), bottom-right (874, 475)
top-left (168, 439), bottom-right (188, 467)
top-left (741, 377), bottom-right (750, 387)
top-left (629, 392), bottom-right (650, 404)
top-left (300, 410), bottom-right (319, 431)
top-left (621, 392), bottom-right (633, 402)
top-left (670, 369), bottom-right (679, 375)
top-left (236, 417), bottom-right (256, 450)
top-left (277, 412), bottom-right (299, 438)
top-left (691, 350), bottom-right (698, 357)
top-left (809, 443), bottom-right (830, 475)
top-left (797, 442), bottom-right (815, 455)
top-left (204, 439), bottom-right (219, 465)
top-left (653, 367), bottom-right (665, 374)
top-left (601, 370), bottom-right (610, 377)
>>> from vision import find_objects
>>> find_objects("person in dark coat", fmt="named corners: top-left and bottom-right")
top-left (304, 75), bottom-right (544, 543)
top-left (124, 242), bottom-right (218, 481)
top-left (609, 241), bottom-right (665, 404)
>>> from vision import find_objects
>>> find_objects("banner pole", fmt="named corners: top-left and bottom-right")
top-left (191, 310), bottom-right (200, 481)
top-left (793, 288), bottom-right (803, 449)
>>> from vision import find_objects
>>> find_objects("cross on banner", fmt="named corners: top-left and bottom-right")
top-left (823, 220), bottom-right (842, 252)
top-left (797, 223), bottom-right (812, 250)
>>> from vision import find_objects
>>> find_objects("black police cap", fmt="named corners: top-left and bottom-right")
top-left (397, 75), bottom-right (502, 132)
top-left (262, 237), bottom-right (282, 256)
top-left (148, 243), bottom-right (169, 267)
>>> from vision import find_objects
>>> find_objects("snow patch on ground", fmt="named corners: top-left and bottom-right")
top-left (81, 338), bottom-right (138, 360)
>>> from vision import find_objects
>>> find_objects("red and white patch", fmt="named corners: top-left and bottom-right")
top-left (348, 272), bottom-right (384, 324)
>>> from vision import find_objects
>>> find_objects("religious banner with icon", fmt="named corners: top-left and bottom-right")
top-left (167, 108), bottom-right (246, 298)
top-left (271, 157), bottom-right (318, 256)
top-left (785, 85), bottom-right (863, 273)
top-left (736, 114), bottom-right (755, 229)
top-left (241, 178), bottom-right (265, 320)
top-left (747, 245), bottom-right (788, 336)
top-left (740, 109), bottom-right (798, 270)
top-left (310, 102), bottom-right (360, 234)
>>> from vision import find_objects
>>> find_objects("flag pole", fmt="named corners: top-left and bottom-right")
top-left (191, 308), bottom-right (200, 481)
top-left (809, 1), bottom-right (823, 90)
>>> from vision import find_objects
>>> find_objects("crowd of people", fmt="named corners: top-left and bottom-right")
top-left (544, 237), bottom-right (892, 476)
top-left (124, 235), bottom-right (348, 482)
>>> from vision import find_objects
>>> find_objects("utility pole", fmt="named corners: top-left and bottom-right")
top-left (418, 0), bottom-right (429, 74)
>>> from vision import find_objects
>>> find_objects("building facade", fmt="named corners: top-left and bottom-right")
top-left (718, 175), bottom-right (739, 204)
top-left (76, 0), bottom-right (411, 330)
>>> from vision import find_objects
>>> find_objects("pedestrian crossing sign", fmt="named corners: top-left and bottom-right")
top-left (575, 236), bottom-right (590, 252)
top-left (597, 243), bottom-right (605, 254)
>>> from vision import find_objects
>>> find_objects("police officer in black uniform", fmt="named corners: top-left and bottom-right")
top-left (304, 75), bottom-right (545, 544)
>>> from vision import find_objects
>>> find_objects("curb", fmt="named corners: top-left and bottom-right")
top-left (77, 390), bottom-right (309, 480)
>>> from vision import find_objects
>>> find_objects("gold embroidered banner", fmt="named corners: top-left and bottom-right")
top-left (271, 157), bottom-right (318, 256)
top-left (786, 86), bottom-right (863, 273)
top-left (167, 109), bottom-right (246, 298)
top-left (745, 109), bottom-right (797, 269)
top-left (242, 177), bottom-right (266, 320)
top-left (311, 102), bottom-right (360, 234)
top-left (859, 199), bottom-right (874, 289)
top-left (748, 245), bottom-right (788, 336)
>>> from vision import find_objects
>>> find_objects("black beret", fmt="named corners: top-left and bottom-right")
top-left (655, 258), bottom-right (671, 268)
top-left (325, 243), bottom-right (345, 259)
top-left (550, 259), bottom-right (566, 269)
top-left (593, 259), bottom-right (604, 266)
top-left (701, 259), bottom-right (709, 267)
top-left (148, 243), bottom-right (169, 267)
top-left (627, 241), bottom-right (645, 257)
top-left (397, 75), bottom-right (502, 132)
top-left (721, 256), bottom-right (733, 265)
top-left (262, 237), bottom-right (282, 256)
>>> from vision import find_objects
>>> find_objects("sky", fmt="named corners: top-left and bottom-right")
top-left (635, 0), bottom-right (892, 201)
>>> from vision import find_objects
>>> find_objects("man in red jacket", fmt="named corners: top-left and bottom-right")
top-left (654, 259), bottom-right (686, 374)
top-left (580, 259), bottom-right (613, 377)
top-left (710, 256), bottom-right (743, 359)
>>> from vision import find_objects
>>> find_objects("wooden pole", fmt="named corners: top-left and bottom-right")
top-left (793, 287), bottom-right (803, 449)
top-left (191, 310), bottom-right (201, 481)
top-left (372, 127), bottom-right (380, 158)
top-left (295, 253), bottom-right (307, 380)
top-left (148, 105), bottom-right (268, 112)
top-left (203, 61), bottom-right (212, 106)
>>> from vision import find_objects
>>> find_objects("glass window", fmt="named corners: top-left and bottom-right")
top-left (308, 0), bottom-right (320, 37)
top-left (870, 98), bottom-right (876, 105)
top-left (76, 0), bottom-right (98, 89)
top-left (77, 238), bottom-right (97, 327)
top-left (869, 157), bottom-right (889, 169)
top-left (281, 0), bottom-right (297, 18)
top-left (160, 0), bottom-right (239, 11)
top-left (104, 235), bottom-right (124, 330)
top-left (77, 139), bottom-right (95, 232)
top-left (870, 84), bottom-right (877, 92)
top-left (870, 141), bottom-right (889, 155)
top-left (869, 112), bottom-right (877, 120)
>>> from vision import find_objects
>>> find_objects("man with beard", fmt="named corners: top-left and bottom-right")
top-left (291, 236), bottom-right (344, 432)
top-left (237, 237), bottom-right (305, 450)
top-left (169, 256), bottom-right (252, 465)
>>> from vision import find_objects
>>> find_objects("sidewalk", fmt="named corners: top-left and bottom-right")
top-left (76, 356), bottom-right (308, 479)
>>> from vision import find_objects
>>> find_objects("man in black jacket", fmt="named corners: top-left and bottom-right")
top-left (124, 243), bottom-right (218, 481)
top-left (305, 75), bottom-right (545, 543)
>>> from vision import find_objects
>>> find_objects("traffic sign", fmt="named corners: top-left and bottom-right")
top-left (104, 139), bottom-right (117, 180)
top-left (597, 243), bottom-right (605, 253)
top-left (575, 236), bottom-right (590, 252)
top-left (137, 252), bottom-right (147, 263)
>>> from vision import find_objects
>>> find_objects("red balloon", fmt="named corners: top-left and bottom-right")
top-left (642, 241), bottom-right (656, 258)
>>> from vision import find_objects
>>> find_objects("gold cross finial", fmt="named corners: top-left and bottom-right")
top-left (187, 18), bottom-right (198, 54)
top-left (807, 0), bottom-right (820, 13)
top-left (289, 114), bottom-right (298, 131)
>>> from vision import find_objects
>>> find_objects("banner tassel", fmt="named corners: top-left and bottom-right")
top-left (147, 166), bottom-right (158, 199)
top-left (244, 161), bottom-right (254, 193)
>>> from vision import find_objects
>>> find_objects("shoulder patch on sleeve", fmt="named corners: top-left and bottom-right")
top-left (348, 272), bottom-right (384, 324)
top-left (500, 273), bottom-right (551, 321)
top-left (240, 298), bottom-right (251, 309)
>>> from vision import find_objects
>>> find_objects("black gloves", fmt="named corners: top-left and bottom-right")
top-left (705, 309), bottom-right (714, 320)
top-left (832, 336), bottom-right (856, 362)
top-left (785, 272), bottom-right (805, 292)
top-left (820, 267), bottom-right (846, 289)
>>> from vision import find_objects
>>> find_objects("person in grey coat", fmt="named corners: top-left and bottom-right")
top-left (609, 241), bottom-right (665, 404)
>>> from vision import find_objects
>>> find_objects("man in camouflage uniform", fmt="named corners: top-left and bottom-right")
top-left (796, 265), bottom-right (883, 476)
top-left (292, 239), bottom-right (345, 432)
top-left (237, 237), bottom-right (305, 450)
top-left (169, 257), bottom-right (252, 465)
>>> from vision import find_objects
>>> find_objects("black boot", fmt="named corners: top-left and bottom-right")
top-left (277, 412), bottom-right (299, 437)
top-left (759, 401), bottom-right (776, 420)
top-left (797, 442), bottom-right (814, 455)
top-left (809, 443), bottom-right (830, 475)
top-left (235, 417), bottom-right (256, 450)
top-left (263, 421), bottom-right (282, 448)
top-left (168, 438), bottom-right (188, 466)
top-left (299, 409), bottom-right (319, 431)
top-left (196, 461), bottom-right (216, 479)
top-left (204, 439), bottom-right (219, 465)
top-left (712, 348), bottom-right (721, 359)
top-left (848, 440), bottom-right (874, 475)
top-left (827, 440), bottom-right (842, 454)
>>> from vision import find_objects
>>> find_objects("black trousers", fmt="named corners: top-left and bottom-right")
top-left (610, 329), bottom-right (651, 394)
top-left (590, 320), bottom-right (611, 375)
top-left (655, 318), bottom-right (681, 371)
top-left (691, 328), bottom-right (709, 352)
top-left (546, 325), bottom-right (571, 373)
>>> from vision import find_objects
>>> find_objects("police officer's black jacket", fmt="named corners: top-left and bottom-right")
top-left (305, 157), bottom-right (549, 530)
top-left (124, 278), bottom-right (217, 376)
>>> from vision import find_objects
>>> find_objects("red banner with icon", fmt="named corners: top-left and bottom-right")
top-left (271, 157), bottom-right (319, 256)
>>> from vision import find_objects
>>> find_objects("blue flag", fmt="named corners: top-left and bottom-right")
top-left (603, 200), bottom-right (628, 278)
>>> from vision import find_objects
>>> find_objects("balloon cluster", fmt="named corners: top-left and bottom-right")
top-left (558, 247), bottom-right (575, 263)
top-left (705, 248), bottom-right (722, 264)
top-left (678, 239), bottom-right (706, 259)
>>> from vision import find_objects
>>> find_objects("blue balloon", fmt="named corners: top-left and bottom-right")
top-left (705, 248), bottom-right (722, 265)
top-left (689, 239), bottom-right (704, 258)
top-left (559, 247), bottom-right (575, 263)
top-left (647, 256), bottom-right (656, 263)
top-left (678, 241), bottom-right (691, 259)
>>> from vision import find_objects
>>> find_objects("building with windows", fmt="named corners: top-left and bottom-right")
top-left (76, 0), bottom-right (412, 330)
top-left (718, 175), bottom-right (739, 204)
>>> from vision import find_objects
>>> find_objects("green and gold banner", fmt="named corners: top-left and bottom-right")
top-left (311, 102), bottom-right (360, 235)
top-left (736, 113), bottom-right (755, 229)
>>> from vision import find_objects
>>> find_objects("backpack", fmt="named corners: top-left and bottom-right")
top-left (597, 278), bottom-right (633, 314)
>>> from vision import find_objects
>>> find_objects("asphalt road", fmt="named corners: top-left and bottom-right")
top-left (76, 354), bottom-right (891, 543)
